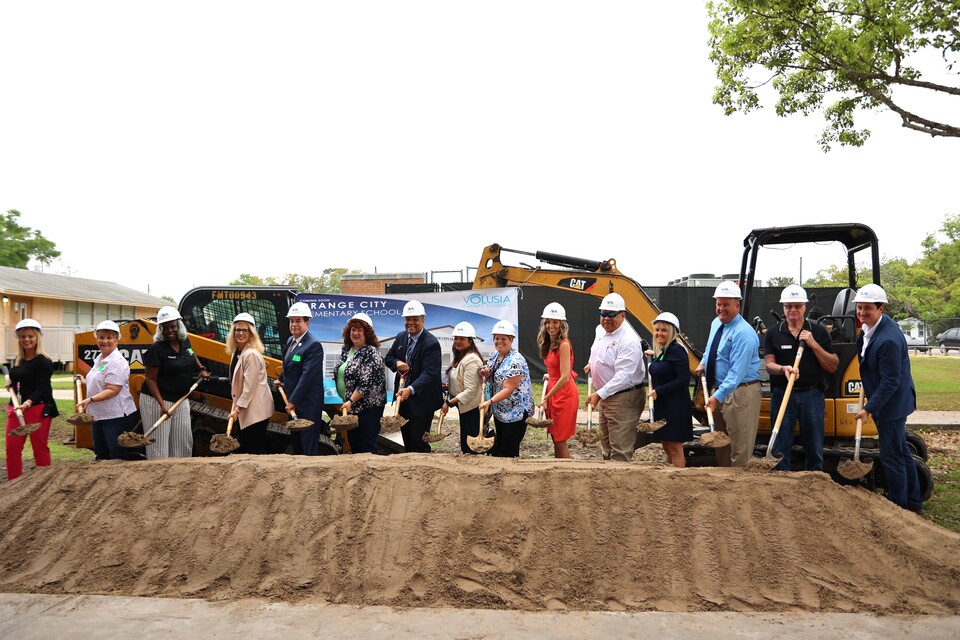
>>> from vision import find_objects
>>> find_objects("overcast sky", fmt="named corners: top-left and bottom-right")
top-left (2, 2), bottom-right (956, 303)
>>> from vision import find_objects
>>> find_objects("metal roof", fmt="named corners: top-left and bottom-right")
top-left (0, 265), bottom-right (170, 307)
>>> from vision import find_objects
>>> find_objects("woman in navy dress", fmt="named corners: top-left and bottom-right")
top-left (647, 312), bottom-right (693, 468)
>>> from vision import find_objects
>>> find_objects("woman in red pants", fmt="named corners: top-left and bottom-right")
top-left (6, 319), bottom-right (59, 480)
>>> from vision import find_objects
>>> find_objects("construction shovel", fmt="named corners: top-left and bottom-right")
top-left (698, 374), bottom-right (730, 448)
top-left (118, 381), bottom-right (199, 448)
top-left (838, 386), bottom-right (875, 480)
top-left (746, 343), bottom-right (805, 472)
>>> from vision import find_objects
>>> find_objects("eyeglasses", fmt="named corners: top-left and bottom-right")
top-left (783, 304), bottom-right (804, 310)
top-left (234, 328), bottom-right (251, 335)
top-left (599, 311), bottom-right (621, 318)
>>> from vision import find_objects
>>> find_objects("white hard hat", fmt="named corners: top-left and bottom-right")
top-left (15, 318), bottom-right (42, 334)
top-left (156, 306), bottom-right (182, 324)
top-left (653, 312), bottom-right (680, 331)
top-left (350, 312), bottom-right (373, 328)
top-left (713, 280), bottom-right (742, 299)
top-left (542, 302), bottom-right (567, 321)
top-left (95, 320), bottom-right (121, 336)
top-left (854, 284), bottom-right (888, 304)
top-left (779, 284), bottom-right (808, 304)
top-left (491, 320), bottom-right (516, 337)
top-left (233, 312), bottom-right (257, 328)
top-left (452, 321), bottom-right (482, 340)
top-left (287, 302), bottom-right (312, 318)
top-left (402, 300), bottom-right (426, 317)
top-left (599, 293), bottom-right (626, 312)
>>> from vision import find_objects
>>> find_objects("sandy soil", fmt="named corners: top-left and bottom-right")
top-left (1, 453), bottom-right (958, 615)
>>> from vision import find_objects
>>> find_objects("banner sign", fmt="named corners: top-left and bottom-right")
top-left (293, 288), bottom-right (519, 403)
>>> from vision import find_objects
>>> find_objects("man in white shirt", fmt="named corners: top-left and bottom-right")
top-left (587, 293), bottom-right (647, 461)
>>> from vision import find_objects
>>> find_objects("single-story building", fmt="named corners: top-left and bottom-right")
top-left (1, 265), bottom-right (170, 366)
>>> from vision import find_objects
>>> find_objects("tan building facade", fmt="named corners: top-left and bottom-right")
top-left (1, 266), bottom-right (169, 365)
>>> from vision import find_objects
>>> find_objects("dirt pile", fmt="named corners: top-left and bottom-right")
top-left (1, 455), bottom-right (958, 614)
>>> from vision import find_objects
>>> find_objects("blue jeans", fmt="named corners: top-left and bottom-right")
top-left (876, 417), bottom-right (922, 509)
top-left (92, 414), bottom-right (132, 461)
top-left (769, 387), bottom-right (824, 471)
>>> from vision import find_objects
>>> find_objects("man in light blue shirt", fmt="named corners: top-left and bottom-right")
top-left (695, 281), bottom-right (761, 467)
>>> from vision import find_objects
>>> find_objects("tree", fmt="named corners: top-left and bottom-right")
top-left (708, 1), bottom-right (960, 150)
top-left (766, 275), bottom-right (797, 287)
top-left (0, 210), bottom-right (60, 268)
top-left (229, 268), bottom-right (356, 293)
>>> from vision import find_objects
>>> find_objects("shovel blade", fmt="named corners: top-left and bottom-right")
top-left (699, 431), bottom-right (731, 448)
top-left (10, 423), bottom-right (42, 437)
top-left (837, 457), bottom-right (874, 480)
top-left (209, 434), bottom-right (241, 454)
top-left (117, 432), bottom-right (153, 448)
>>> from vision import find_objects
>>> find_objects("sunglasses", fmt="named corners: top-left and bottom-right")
top-left (599, 311), bottom-right (621, 318)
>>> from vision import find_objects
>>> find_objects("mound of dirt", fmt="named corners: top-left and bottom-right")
top-left (1, 455), bottom-right (958, 614)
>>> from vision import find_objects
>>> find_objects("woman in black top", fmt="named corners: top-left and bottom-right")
top-left (336, 313), bottom-right (386, 454)
top-left (140, 306), bottom-right (209, 458)
top-left (647, 312), bottom-right (693, 468)
top-left (5, 319), bottom-right (59, 481)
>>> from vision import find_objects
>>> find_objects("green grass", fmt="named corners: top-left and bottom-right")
top-left (909, 356), bottom-right (960, 411)
top-left (51, 374), bottom-right (75, 391)
top-left (0, 399), bottom-right (95, 476)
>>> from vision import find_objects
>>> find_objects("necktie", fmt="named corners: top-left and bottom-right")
top-left (406, 337), bottom-right (415, 363)
top-left (705, 324), bottom-right (725, 390)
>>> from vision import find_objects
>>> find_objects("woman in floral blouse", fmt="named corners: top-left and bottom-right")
top-left (479, 320), bottom-right (534, 457)
top-left (337, 313), bottom-right (387, 454)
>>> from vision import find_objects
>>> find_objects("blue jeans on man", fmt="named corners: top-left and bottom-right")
top-left (770, 387), bottom-right (824, 471)
top-left (876, 417), bottom-right (922, 509)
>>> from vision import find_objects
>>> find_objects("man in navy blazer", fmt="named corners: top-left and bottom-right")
top-left (278, 302), bottom-right (326, 455)
top-left (854, 284), bottom-right (923, 512)
top-left (385, 300), bottom-right (443, 453)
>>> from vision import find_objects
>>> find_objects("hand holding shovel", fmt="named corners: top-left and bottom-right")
top-left (209, 402), bottom-right (241, 454)
top-left (575, 373), bottom-right (601, 445)
top-left (698, 374), bottom-right (730, 448)
top-left (746, 343), bottom-right (805, 472)
top-left (526, 374), bottom-right (554, 428)
top-left (119, 380), bottom-right (199, 448)
top-left (467, 382), bottom-right (495, 453)
top-left (637, 355), bottom-right (666, 433)
top-left (67, 375), bottom-right (95, 426)
top-left (423, 389), bottom-right (452, 443)
top-left (3, 366), bottom-right (38, 437)
top-left (380, 376), bottom-right (409, 433)
top-left (277, 384), bottom-right (315, 431)
top-left (838, 386), bottom-right (875, 480)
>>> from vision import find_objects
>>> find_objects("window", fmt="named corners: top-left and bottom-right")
top-left (63, 301), bottom-right (135, 326)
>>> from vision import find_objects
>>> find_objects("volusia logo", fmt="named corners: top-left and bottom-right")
top-left (462, 293), bottom-right (512, 307)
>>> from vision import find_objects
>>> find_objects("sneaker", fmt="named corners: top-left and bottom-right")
top-left (907, 503), bottom-right (925, 516)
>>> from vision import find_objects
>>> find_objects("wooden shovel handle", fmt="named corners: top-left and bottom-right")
top-left (277, 385), bottom-right (300, 420)
top-left (771, 345), bottom-right (805, 432)
top-left (145, 382), bottom-right (198, 437)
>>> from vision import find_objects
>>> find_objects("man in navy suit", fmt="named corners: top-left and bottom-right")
top-left (854, 284), bottom-right (923, 512)
top-left (385, 300), bottom-right (443, 453)
top-left (278, 302), bottom-right (326, 455)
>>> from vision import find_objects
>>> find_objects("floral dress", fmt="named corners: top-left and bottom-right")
top-left (486, 348), bottom-right (534, 423)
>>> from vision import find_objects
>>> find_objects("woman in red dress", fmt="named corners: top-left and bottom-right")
top-left (537, 303), bottom-right (578, 458)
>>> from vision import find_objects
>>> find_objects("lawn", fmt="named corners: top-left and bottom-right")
top-left (909, 355), bottom-right (960, 411)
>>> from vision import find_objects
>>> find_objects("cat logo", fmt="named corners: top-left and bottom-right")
top-left (845, 380), bottom-right (863, 395)
top-left (558, 277), bottom-right (596, 292)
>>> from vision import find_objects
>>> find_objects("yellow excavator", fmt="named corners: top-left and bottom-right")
top-left (471, 223), bottom-right (932, 500)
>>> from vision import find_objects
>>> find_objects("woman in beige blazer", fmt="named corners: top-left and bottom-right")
top-left (226, 313), bottom-right (274, 454)
top-left (442, 322), bottom-right (485, 454)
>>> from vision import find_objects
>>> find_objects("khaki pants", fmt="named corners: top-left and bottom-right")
top-left (714, 383), bottom-right (761, 467)
top-left (599, 387), bottom-right (646, 462)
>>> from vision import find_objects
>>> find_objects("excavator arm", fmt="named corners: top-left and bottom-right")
top-left (473, 244), bottom-right (702, 372)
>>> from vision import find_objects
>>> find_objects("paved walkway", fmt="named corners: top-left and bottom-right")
top-left (1, 594), bottom-right (957, 640)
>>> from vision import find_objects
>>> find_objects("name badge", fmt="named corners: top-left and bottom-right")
top-left (780, 345), bottom-right (792, 350)
top-left (187, 348), bottom-right (194, 355)
top-left (293, 354), bottom-right (302, 362)
top-left (98, 365), bottom-right (105, 371)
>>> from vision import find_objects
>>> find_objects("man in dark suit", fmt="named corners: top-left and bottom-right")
top-left (278, 302), bottom-right (326, 455)
top-left (854, 284), bottom-right (923, 513)
top-left (385, 299), bottom-right (443, 453)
